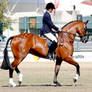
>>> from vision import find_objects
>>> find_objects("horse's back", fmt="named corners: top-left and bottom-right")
top-left (11, 33), bottom-right (49, 57)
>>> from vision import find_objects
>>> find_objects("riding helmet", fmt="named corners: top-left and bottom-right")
top-left (46, 2), bottom-right (55, 10)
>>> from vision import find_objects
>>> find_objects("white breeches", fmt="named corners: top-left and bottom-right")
top-left (44, 33), bottom-right (57, 42)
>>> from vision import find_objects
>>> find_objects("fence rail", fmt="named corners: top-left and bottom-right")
top-left (74, 41), bottom-right (92, 52)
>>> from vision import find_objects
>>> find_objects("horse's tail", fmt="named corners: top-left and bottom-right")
top-left (1, 36), bottom-right (14, 70)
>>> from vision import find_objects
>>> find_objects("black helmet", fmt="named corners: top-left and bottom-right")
top-left (46, 2), bottom-right (55, 10)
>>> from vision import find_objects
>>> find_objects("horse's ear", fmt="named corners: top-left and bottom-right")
top-left (85, 20), bottom-right (89, 24)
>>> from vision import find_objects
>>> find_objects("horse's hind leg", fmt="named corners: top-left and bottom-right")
top-left (9, 58), bottom-right (24, 87)
top-left (53, 57), bottom-right (62, 86)
top-left (15, 67), bottom-right (23, 86)
top-left (9, 67), bottom-right (23, 87)
top-left (9, 68), bottom-right (16, 87)
top-left (64, 56), bottom-right (80, 83)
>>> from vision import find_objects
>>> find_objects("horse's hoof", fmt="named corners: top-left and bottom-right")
top-left (53, 81), bottom-right (61, 86)
top-left (9, 83), bottom-right (16, 87)
top-left (18, 81), bottom-right (22, 86)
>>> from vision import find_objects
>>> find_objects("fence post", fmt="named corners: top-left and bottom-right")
top-left (24, 17), bottom-right (27, 33)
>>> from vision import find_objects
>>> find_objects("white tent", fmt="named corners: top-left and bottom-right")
top-left (77, 2), bottom-right (92, 16)
top-left (54, 0), bottom-right (92, 16)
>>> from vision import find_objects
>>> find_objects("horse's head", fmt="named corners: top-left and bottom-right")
top-left (58, 20), bottom-right (88, 44)
top-left (77, 20), bottom-right (88, 43)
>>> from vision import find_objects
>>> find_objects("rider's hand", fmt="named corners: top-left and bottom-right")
top-left (56, 28), bottom-right (61, 33)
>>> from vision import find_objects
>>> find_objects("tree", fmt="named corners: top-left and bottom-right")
top-left (0, 0), bottom-right (11, 35)
top-left (0, 0), bottom-right (8, 21)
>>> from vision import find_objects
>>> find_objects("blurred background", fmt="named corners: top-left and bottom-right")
top-left (0, 0), bottom-right (92, 61)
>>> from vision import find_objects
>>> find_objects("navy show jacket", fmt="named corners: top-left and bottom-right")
top-left (41, 11), bottom-right (58, 34)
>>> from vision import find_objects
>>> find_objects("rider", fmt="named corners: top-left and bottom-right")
top-left (40, 2), bottom-right (60, 59)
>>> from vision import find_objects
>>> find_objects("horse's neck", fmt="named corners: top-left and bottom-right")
top-left (63, 26), bottom-right (77, 44)
top-left (65, 23), bottom-right (77, 34)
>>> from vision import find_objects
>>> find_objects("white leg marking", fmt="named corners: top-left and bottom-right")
top-left (9, 78), bottom-right (16, 87)
top-left (18, 73), bottom-right (23, 82)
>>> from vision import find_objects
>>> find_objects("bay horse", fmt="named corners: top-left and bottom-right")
top-left (1, 20), bottom-right (88, 87)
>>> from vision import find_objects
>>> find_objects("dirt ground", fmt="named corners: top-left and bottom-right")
top-left (0, 61), bottom-right (92, 92)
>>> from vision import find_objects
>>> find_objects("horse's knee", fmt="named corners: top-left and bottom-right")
top-left (56, 57), bottom-right (62, 65)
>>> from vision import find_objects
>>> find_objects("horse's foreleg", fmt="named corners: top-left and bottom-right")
top-left (53, 57), bottom-right (62, 86)
top-left (53, 65), bottom-right (61, 86)
top-left (15, 67), bottom-right (23, 86)
top-left (73, 64), bottom-right (80, 83)
top-left (64, 56), bottom-right (80, 83)
top-left (9, 68), bottom-right (16, 87)
top-left (75, 64), bottom-right (80, 76)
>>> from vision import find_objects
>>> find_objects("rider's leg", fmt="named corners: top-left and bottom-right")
top-left (44, 33), bottom-right (57, 58)
top-left (47, 41), bottom-right (57, 59)
top-left (44, 33), bottom-right (57, 42)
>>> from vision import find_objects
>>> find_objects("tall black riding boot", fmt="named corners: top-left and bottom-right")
top-left (47, 41), bottom-right (57, 59)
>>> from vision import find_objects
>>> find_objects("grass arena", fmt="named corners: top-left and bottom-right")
top-left (0, 61), bottom-right (92, 92)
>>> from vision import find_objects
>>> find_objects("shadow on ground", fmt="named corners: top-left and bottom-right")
top-left (1, 84), bottom-right (79, 87)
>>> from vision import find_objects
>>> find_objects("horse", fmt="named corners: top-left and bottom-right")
top-left (1, 20), bottom-right (88, 87)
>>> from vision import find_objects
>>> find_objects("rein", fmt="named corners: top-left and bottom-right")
top-left (53, 31), bottom-right (80, 37)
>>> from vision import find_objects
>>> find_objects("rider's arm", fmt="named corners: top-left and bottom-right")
top-left (43, 14), bottom-right (59, 31)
